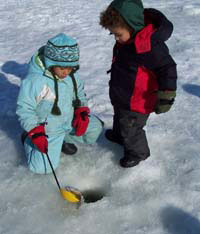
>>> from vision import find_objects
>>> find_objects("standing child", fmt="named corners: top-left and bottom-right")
top-left (100, 0), bottom-right (177, 168)
top-left (16, 33), bottom-right (103, 174)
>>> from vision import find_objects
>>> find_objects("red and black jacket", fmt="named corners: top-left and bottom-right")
top-left (109, 8), bottom-right (177, 114)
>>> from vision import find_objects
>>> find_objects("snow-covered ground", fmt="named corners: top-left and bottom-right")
top-left (1, 0), bottom-right (200, 233)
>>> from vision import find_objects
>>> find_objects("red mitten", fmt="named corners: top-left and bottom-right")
top-left (28, 125), bottom-right (48, 153)
top-left (73, 107), bottom-right (90, 136)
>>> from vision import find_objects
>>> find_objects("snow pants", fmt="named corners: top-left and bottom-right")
top-left (112, 107), bottom-right (150, 160)
top-left (23, 115), bottom-right (103, 174)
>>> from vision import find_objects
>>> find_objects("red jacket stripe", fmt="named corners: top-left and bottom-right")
top-left (130, 66), bottom-right (158, 114)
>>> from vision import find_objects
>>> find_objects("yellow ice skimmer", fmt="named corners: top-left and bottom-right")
top-left (46, 152), bottom-right (82, 203)
top-left (60, 187), bottom-right (82, 203)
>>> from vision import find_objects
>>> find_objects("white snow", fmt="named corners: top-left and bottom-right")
top-left (1, 0), bottom-right (200, 233)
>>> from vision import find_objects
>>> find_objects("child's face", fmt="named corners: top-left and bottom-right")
top-left (109, 27), bottom-right (131, 44)
top-left (52, 66), bottom-right (73, 79)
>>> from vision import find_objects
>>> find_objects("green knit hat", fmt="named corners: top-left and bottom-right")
top-left (110, 0), bottom-right (145, 33)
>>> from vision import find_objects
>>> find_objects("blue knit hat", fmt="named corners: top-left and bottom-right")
top-left (44, 33), bottom-right (79, 69)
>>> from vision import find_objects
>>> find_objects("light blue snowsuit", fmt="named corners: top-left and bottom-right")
top-left (16, 34), bottom-right (103, 174)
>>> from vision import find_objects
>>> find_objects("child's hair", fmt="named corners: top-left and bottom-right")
top-left (100, 6), bottom-right (132, 32)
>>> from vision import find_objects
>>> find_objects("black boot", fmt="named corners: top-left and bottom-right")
top-left (119, 156), bottom-right (141, 168)
top-left (62, 142), bottom-right (77, 155)
top-left (105, 129), bottom-right (123, 145)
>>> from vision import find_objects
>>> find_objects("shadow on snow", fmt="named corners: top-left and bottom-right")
top-left (0, 61), bottom-right (29, 165)
top-left (182, 84), bottom-right (200, 98)
top-left (161, 206), bottom-right (200, 234)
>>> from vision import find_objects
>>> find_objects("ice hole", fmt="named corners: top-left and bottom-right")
top-left (82, 188), bottom-right (105, 203)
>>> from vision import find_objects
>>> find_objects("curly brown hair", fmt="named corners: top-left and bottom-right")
top-left (100, 6), bottom-right (132, 31)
